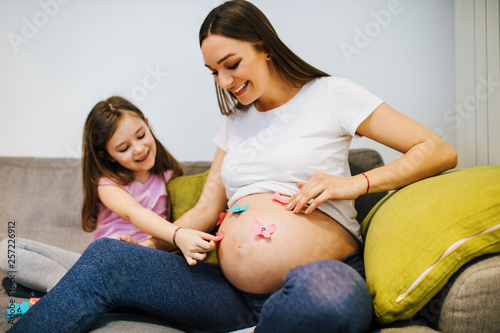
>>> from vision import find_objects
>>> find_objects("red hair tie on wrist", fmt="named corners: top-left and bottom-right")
top-left (361, 173), bottom-right (370, 195)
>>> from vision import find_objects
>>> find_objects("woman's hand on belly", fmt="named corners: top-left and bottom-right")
top-left (217, 193), bottom-right (359, 294)
top-left (286, 172), bottom-right (368, 214)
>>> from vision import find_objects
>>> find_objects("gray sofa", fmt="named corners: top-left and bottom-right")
top-left (0, 149), bottom-right (499, 333)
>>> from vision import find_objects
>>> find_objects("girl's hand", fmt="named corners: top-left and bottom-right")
top-left (286, 172), bottom-right (368, 214)
top-left (120, 235), bottom-right (158, 248)
top-left (119, 235), bottom-right (173, 251)
top-left (119, 235), bottom-right (139, 245)
top-left (174, 228), bottom-right (218, 265)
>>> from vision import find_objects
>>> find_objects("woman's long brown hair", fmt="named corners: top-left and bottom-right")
top-left (81, 96), bottom-right (183, 232)
top-left (199, 0), bottom-right (330, 115)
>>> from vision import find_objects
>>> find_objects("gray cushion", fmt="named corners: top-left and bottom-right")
top-left (400, 253), bottom-right (500, 333)
top-left (436, 254), bottom-right (500, 332)
top-left (0, 157), bottom-right (92, 253)
top-left (90, 312), bottom-right (184, 332)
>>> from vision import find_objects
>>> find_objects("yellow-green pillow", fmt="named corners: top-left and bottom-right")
top-left (361, 165), bottom-right (500, 324)
top-left (167, 169), bottom-right (218, 263)
top-left (167, 170), bottom-right (209, 221)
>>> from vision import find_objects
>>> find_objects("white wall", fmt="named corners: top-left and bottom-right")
top-left (454, 0), bottom-right (500, 168)
top-left (0, 0), bottom-right (455, 165)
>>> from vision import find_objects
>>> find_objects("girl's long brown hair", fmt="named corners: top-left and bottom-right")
top-left (81, 96), bottom-right (183, 232)
top-left (199, 0), bottom-right (330, 115)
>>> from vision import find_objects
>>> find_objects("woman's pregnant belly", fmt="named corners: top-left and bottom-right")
top-left (217, 193), bottom-right (360, 294)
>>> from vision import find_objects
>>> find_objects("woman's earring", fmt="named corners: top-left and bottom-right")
top-left (266, 54), bottom-right (272, 60)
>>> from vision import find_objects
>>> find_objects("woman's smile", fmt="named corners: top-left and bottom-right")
top-left (232, 81), bottom-right (248, 97)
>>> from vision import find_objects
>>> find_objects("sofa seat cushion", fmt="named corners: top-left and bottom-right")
top-left (436, 253), bottom-right (500, 332)
top-left (361, 165), bottom-right (500, 324)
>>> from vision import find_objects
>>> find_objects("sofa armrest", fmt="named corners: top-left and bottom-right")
top-left (180, 161), bottom-right (212, 176)
top-left (0, 157), bottom-right (92, 253)
top-left (416, 253), bottom-right (500, 332)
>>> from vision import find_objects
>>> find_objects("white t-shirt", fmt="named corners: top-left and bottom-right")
top-left (213, 76), bottom-right (383, 241)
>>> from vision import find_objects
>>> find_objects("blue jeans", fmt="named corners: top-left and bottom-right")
top-left (9, 238), bottom-right (373, 333)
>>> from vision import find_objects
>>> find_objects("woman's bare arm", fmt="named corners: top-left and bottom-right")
top-left (287, 103), bottom-right (458, 214)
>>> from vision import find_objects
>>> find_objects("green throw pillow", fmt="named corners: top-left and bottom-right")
top-left (167, 170), bottom-right (218, 263)
top-left (361, 165), bottom-right (500, 324)
top-left (167, 170), bottom-right (209, 221)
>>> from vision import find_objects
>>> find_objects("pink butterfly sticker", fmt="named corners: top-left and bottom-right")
top-left (215, 231), bottom-right (224, 242)
top-left (252, 220), bottom-right (276, 238)
top-left (272, 191), bottom-right (289, 204)
top-left (216, 212), bottom-right (228, 226)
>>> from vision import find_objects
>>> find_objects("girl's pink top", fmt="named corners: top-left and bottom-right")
top-left (93, 170), bottom-right (173, 242)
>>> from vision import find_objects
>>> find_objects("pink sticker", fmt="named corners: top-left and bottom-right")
top-left (216, 212), bottom-right (228, 226)
top-left (29, 298), bottom-right (40, 306)
top-left (215, 231), bottom-right (224, 242)
top-left (272, 191), bottom-right (289, 204)
top-left (252, 220), bottom-right (276, 238)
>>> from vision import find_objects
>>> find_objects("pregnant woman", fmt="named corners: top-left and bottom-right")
top-left (9, 1), bottom-right (457, 332)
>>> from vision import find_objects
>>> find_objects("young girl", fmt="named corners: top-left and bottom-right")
top-left (81, 96), bottom-right (217, 265)
top-left (1, 96), bottom-right (217, 296)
